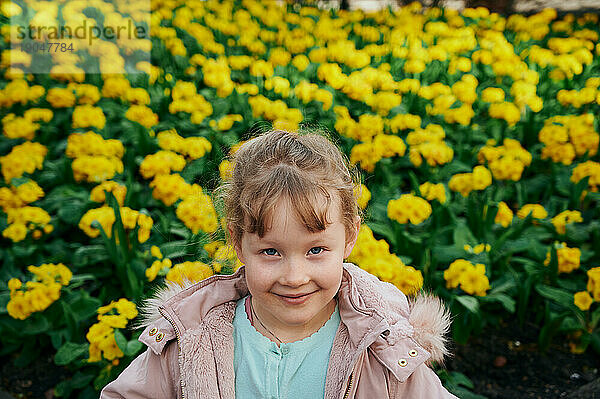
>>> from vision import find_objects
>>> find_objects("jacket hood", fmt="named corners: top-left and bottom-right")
top-left (135, 263), bottom-right (451, 364)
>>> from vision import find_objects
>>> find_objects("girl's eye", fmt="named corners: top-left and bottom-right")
top-left (261, 248), bottom-right (279, 256)
top-left (308, 247), bottom-right (324, 255)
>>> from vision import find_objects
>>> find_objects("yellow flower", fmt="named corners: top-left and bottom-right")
top-left (2, 223), bottom-right (27, 242)
top-left (481, 87), bottom-right (505, 103)
top-left (488, 102), bottom-right (521, 126)
top-left (472, 244), bottom-right (491, 254)
top-left (471, 165), bottom-right (492, 190)
top-left (102, 76), bottom-right (131, 99)
top-left (219, 159), bottom-right (234, 181)
top-left (404, 59), bottom-right (426, 74)
top-left (292, 54), bottom-right (310, 71)
top-left (125, 105), bottom-right (158, 129)
top-left (249, 59), bottom-right (274, 78)
top-left (46, 87), bottom-right (76, 108)
top-left (448, 57), bottom-right (471, 74)
top-left (14, 180), bottom-right (44, 204)
top-left (204, 241), bottom-right (224, 257)
top-left (66, 131), bottom-right (124, 159)
top-left (215, 114), bottom-right (243, 131)
top-left (269, 47), bottom-right (291, 67)
top-left (139, 151), bottom-right (186, 179)
top-left (574, 291), bottom-right (593, 311)
top-left (388, 113), bottom-right (421, 133)
top-left (448, 173), bottom-right (472, 197)
top-left (149, 174), bottom-right (192, 206)
top-left (87, 298), bottom-right (137, 362)
top-left (387, 194), bottom-right (432, 225)
top-left (166, 261), bottom-right (213, 285)
top-left (517, 204), bottom-right (547, 220)
top-left (418, 182), bottom-right (446, 204)
top-left (72, 105), bottom-right (106, 130)
top-left (125, 88), bottom-right (151, 106)
top-left (460, 264), bottom-right (490, 297)
top-left (2, 115), bottom-right (40, 140)
top-left (551, 210), bottom-right (583, 235)
top-left (443, 259), bottom-right (471, 289)
top-left (354, 184), bottom-right (371, 209)
top-left (448, 166), bottom-right (491, 197)
top-left (71, 156), bottom-right (124, 183)
top-left (544, 243), bottom-right (581, 274)
top-left (571, 160), bottom-right (600, 192)
top-left (495, 201), bottom-right (513, 227)
top-left (444, 259), bottom-right (490, 296)
top-left (478, 139), bottom-right (531, 181)
top-left (151, 245), bottom-right (163, 259)
top-left (78, 207), bottom-right (116, 238)
top-left (6, 264), bottom-right (71, 319)
top-left (587, 267), bottom-right (600, 301)
top-left (90, 181), bottom-right (127, 206)
top-left (145, 258), bottom-right (172, 282)
top-left (176, 193), bottom-right (219, 234)
top-left (79, 206), bottom-right (152, 242)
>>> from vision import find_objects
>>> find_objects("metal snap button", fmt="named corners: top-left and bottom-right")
top-left (281, 346), bottom-right (290, 355)
top-left (398, 359), bottom-right (408, 367)
top-left (155, 332), bottom-right (165, 342)
top-left (409, 349), bottom-right (418, 357)
top-left (149, 327), bottom-right (158, 336)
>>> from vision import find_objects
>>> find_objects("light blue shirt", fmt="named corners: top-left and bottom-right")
top-left (233, 295), bottom-right (341, 399)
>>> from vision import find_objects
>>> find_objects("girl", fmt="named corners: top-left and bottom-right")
top-left (101, 129), bottom-right (457, 399)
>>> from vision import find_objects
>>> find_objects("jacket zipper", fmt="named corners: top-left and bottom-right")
top-left (158, 307), bottom-right (187, 399)
top-left (343, 372), bottom-right (354, 399)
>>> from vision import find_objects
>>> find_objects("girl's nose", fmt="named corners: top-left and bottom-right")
top-left (279, 258), bottom-right (310, 287)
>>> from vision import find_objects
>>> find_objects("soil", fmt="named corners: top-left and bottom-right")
top-left (0, 352), bottom-right (69, 399)
top-left (446, 316), bottom-right (600, 398)
top-left (2, 316), bottom-right (599, 398)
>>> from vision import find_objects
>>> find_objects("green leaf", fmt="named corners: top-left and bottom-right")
top-left (114, 329), bottom-right (128, 353)
top-left (125, 340), bottom-right (143, 357)
top-left (534, 284), bottom-right (574, 309)
top-left (456, 295), bottom-right (480, 314)
top-left (23, 314), bottom-right (50, 335)
top-left (453, 221), bottom-right (476, 247)
top-left (539, 311), bottom-right (569, 351)
top-left (485, 293), bottom-right (516, 313)
top-left (432, 245), bottom-right (465, 263)
top-left (72, 245), bottom-right (110, 267)
top-left (181, 157), bottom-right (207, 181)
top-left (54, 371), bottom-right (94, 397)
top-left (54, 342), bottom-right (89, 366)
top-left (366, 221), bottom-right (397, 248)
top-left (69, 291), bottom-right (102, 322)
top-left (160, 240), bottom-right (194, 259)
top-left (448, 387), bottom-right (488, 399)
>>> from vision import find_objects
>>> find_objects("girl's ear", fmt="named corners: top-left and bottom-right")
top-left (343, 217), bottom-right (361, 259)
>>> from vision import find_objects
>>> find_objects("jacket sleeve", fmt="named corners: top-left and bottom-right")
top-left (390, 363), bottom-right (459, 399)
top-left (100, 340), bottom-right (181, 399)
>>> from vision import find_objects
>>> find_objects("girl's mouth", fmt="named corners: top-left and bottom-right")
top-left (275, 291), bottom-right (315, 305)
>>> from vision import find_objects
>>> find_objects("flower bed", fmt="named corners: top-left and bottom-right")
top-left (0, 0), bottom-right (599, 396)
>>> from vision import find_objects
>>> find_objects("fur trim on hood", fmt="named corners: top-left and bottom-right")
top-left (408, 292), bottom-right (452, 364)
top-left (133, 279), bottom-right (196, 330)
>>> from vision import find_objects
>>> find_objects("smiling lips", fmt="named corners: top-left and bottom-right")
top-left (276, 291), bottom-right (315, 304)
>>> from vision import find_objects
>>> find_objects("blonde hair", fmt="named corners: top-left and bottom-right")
top-left (219, 129), bottom-right (361, 248)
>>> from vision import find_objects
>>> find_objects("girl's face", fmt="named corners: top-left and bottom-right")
top-left (234, 195), bottom-right (359, 342)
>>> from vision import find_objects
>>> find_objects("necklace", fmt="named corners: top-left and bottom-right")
top-left (250, 296), bottom-right (283, 345)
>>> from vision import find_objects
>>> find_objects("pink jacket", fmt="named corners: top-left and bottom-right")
top-left (101, 263), bottom-right (458, 399)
